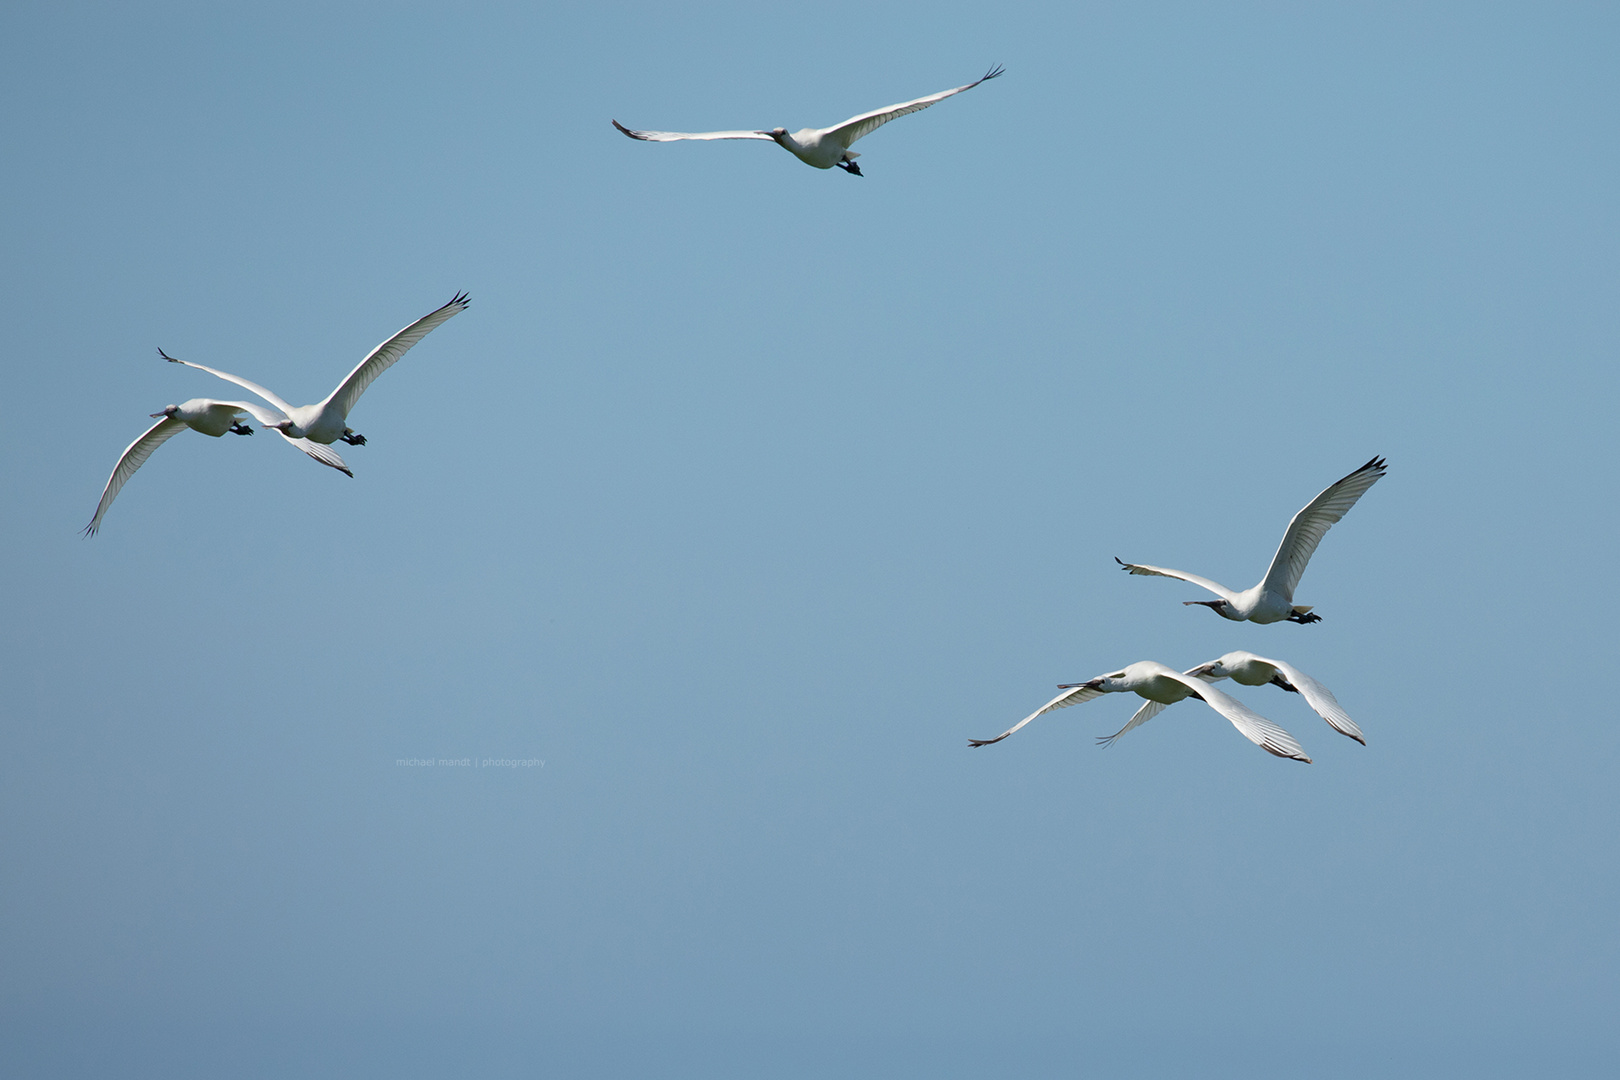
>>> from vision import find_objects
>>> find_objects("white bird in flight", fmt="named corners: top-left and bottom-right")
top-left (612, 66), bottom-right (1004, 175)
top-left (969, 660), bottom-right (1310, 762)
top-left (83, 397), bottom-right (350, 536)
top-left (161, 292), bottom-right (470, 460)
top-left (1116, 456), bottom-right (1387, 624)
top-left (1100, 651), bottom-right (1365, 750)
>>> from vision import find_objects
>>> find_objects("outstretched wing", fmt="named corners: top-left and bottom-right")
top-left (1259, 456), bottom-right (1387, 601)
top-left (1097, 699), bottom-right (1170, 748)
top-left (284, 435), bottom-right (353, 476)
top-left (1114, 556), bottom-right (1238, 602)
top-left (826, 65), bottom-right (1004, 148)
top-left (1266, 657), bottom-right (1365, 744)
top-left (163, 351), bottom-right (297, 416)
top-left (612, 119), bottom-right (774, 142)
top-left (322, 293), bottom-right (470, 420)
top-left (970, 679), bottom-right (1104, 747)
top-left (1162, 671), bottom-right (1311, 762)
top-left (219, 400), bottom-right (282, 428)
top-left (83, 417), bottom-right (187, 535)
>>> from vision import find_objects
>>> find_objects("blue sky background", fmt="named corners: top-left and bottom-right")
top-left (3, 2), bottom-right (1617, 1076)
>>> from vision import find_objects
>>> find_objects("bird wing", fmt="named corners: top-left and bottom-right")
top-left (218, 400), bottom-right (282, 427)
top-left (970, 680), bottom-right (1104, 747)
top-left (1114, 557), bottom-right (1238, 602)
top-left (612, 119), bottom-right (774, 142)
top-left (1161, 671), bottom-right (1311, 762)
top-left (825, 65), bottom-right (1004, 147)
top-left (83, 417), bottom-right (187, 535)
top-left (163, 352), bottom-right (297, 416)
top-left (282, 434), bottom-right (353, 476)
top-left (1259, 456), bottom-right (1387, 600)
top-left (1097, 700), bottom-right (1169, 748)
top-left (321, 293), bottom-right (470, 419)
top-left (1264, 657), bottom-right (1365, 744)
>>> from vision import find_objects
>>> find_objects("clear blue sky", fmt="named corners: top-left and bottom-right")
top-left (3, 2), bottom-right (1617, 1076)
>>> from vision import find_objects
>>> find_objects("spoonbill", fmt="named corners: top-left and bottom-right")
top-left (161, 292), bottom-right (469, 455)
top-left (612, 66), bottom-right (1004, 175)
top-left (1100, 651), bottom-right (1365, 749)
top-left (969, 660), bottom-right (1310, 762)
top-left (1116, 456), bottom-right (1386, 624)
top-left (83, 398), bottom-right (350, 536)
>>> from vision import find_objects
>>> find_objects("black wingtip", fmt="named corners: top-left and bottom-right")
top-left (1114, 556), bottom-right (1129, 570)
top-left (982, 64), bottom-right (1006, 82)
top-left (611, 119), bottom-right (648, 140)
top-left (158, 347), bottom-right (179, 363)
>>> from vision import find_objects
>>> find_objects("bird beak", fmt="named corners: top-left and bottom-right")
top-left (149, 412), bottom-right (165, 418)
top-left (1056, 678), bottom-right (1105, 690)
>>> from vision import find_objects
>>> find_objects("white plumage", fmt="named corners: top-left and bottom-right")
top-left (969, 660), bottom-right (1310, 762)
top-left (612, 66), bottom-right (1003, 175)
top-left (84, 397), bottom-right (348, 536)
top-left (1101, 651), bottom-right (1365, 749)
top-left (1116, 456), bottom-right (1386, 624)
top-left (162, 292), bottom-right (469, 459)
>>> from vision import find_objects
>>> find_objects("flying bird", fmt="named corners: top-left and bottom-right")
top-left (1116, 456), bottom-right (1387, 624)
top-left (161, 292), bottom-right (470, 460)
top-left (1100, 651), bottom-right (1365, 749)
top-left (969, 660), bottom-right (1310, 762)
top-left (83, 398), bottom-right (350, 536)
top-left (611, 66), bottom-right (1004, 175)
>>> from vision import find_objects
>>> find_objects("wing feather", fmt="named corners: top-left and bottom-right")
top-left (1260, 456), bottom-right (1386, 600)
top-left (1161, 671), bottom-right (1311, 762)
top-left (826, 65), bottom-right (1004, 147)
top-left (1266, 658), bottom-right (1365, 744)
top-left (970, 680), bottom-right (1104, 747)
top-left (282, 434), bottom-right (353, 476)
top-left (83, 417), bottom-right (187, 535)
top-left (612, 120), bottom-right (774, 142)
top-left (322, 293), bottom-right (469, 419)
top-left (162, 351), bottom-right (296, 415)
top-left (1114, 556), bottom-right (1238, 602)
top-left (1097, 699), bottom-right (1170, 748)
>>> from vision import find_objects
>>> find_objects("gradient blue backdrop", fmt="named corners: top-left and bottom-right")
top-left (3, 2), bottom-right (1617, 1076)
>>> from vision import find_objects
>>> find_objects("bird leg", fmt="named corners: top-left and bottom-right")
top-left (1271, 675), bottom-right (1300, 693)
top-left (1183, 599), bottom-right (1225, 612)
top-left (1286, 610), bottom-right (1322, 624)
top-left (229, 422), bottom-right (254, 435)
top-left (836, 160), bottom-right (863, 176)
top-left (340, 428), bottom-right (367, 446)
